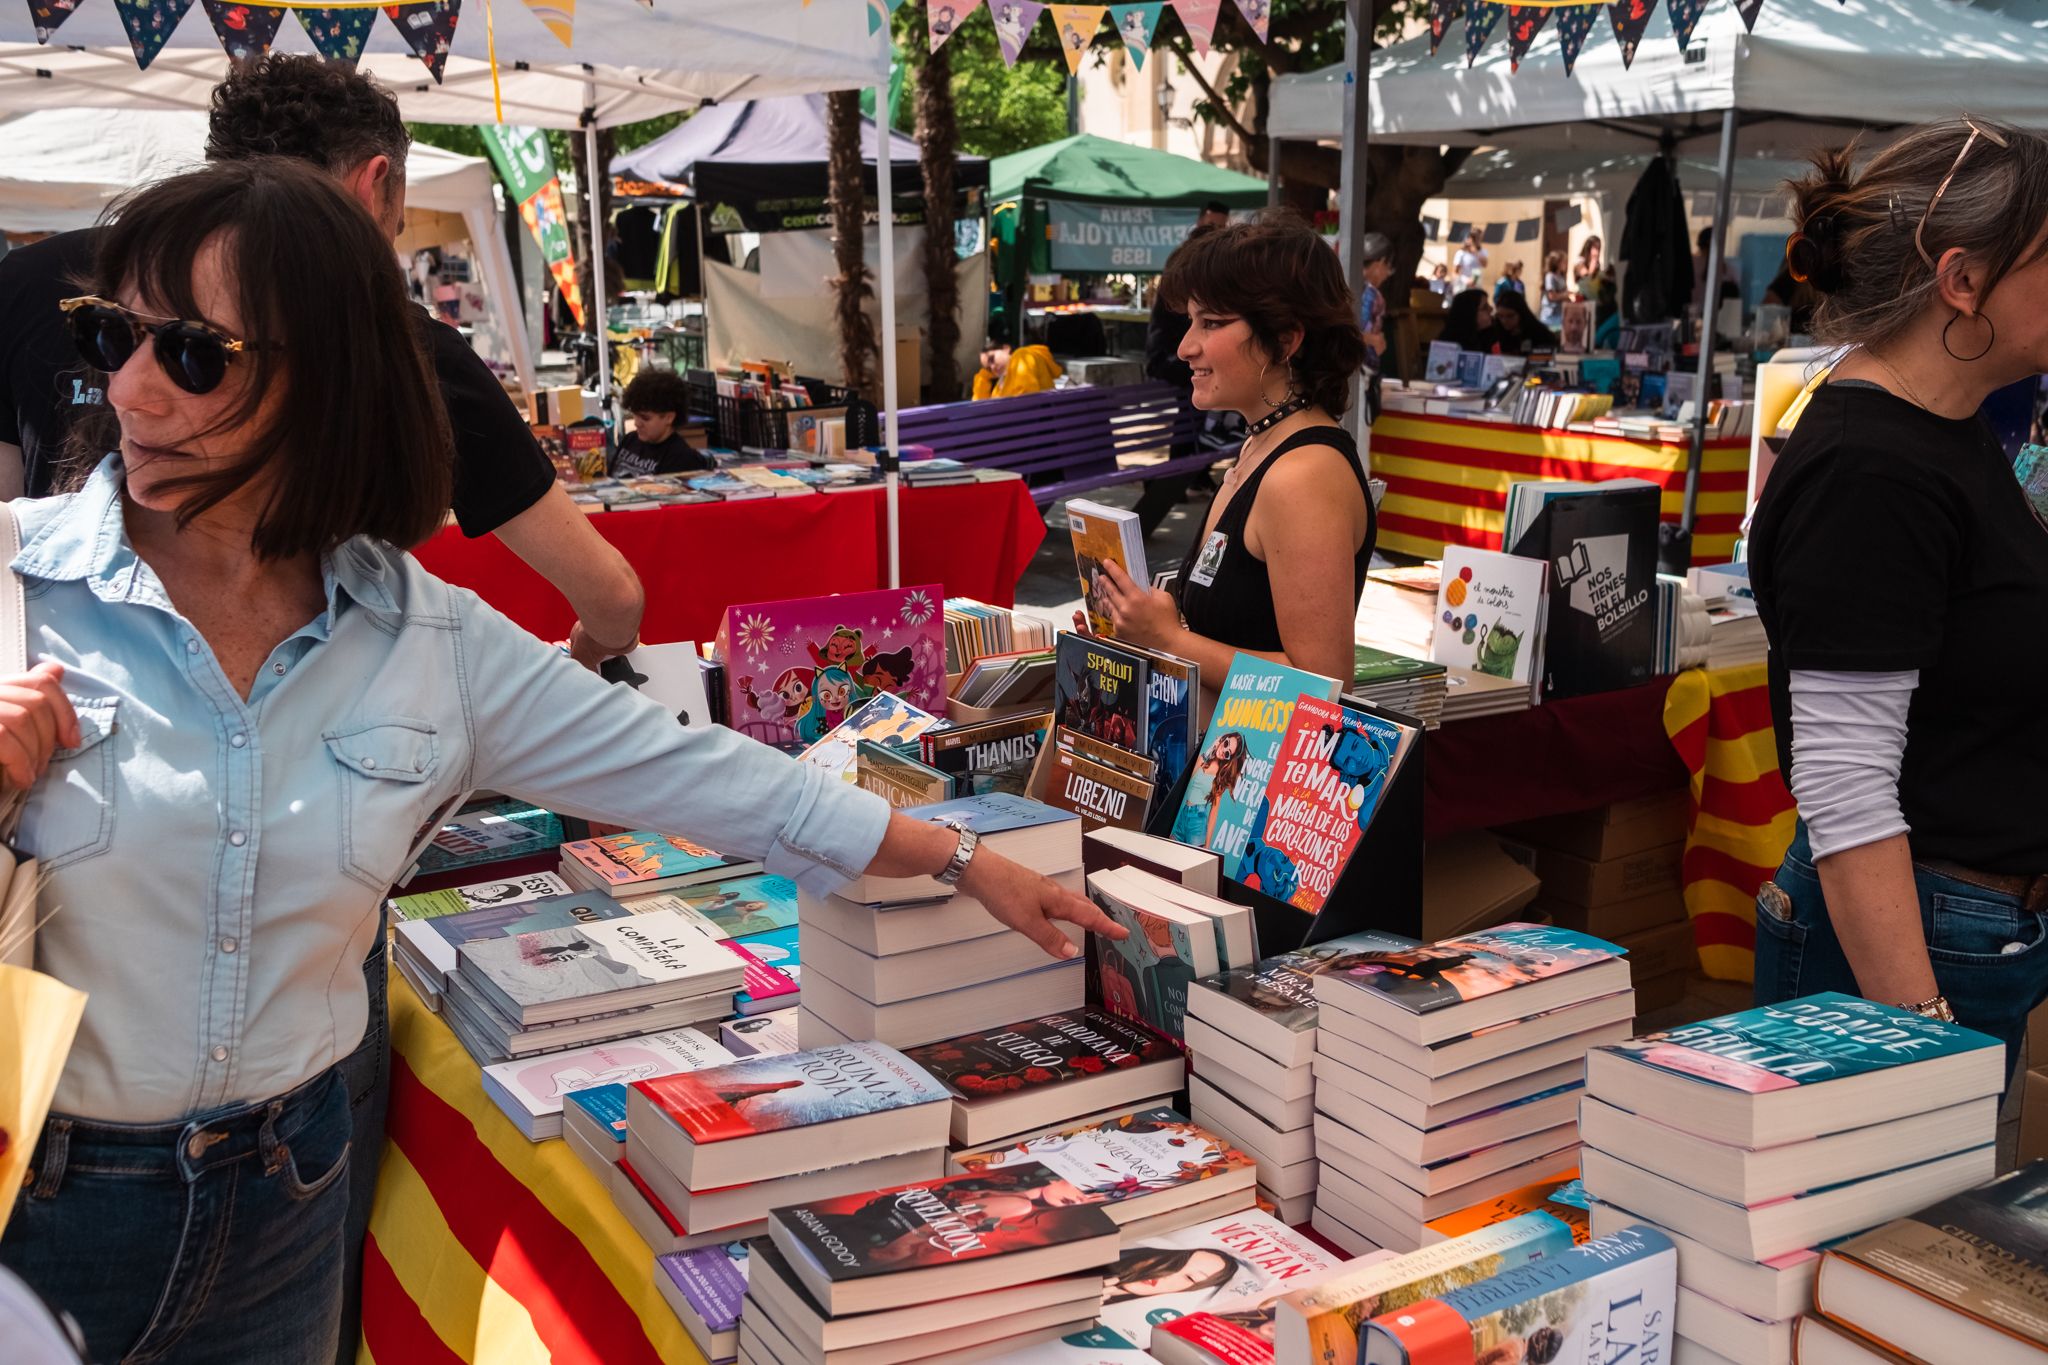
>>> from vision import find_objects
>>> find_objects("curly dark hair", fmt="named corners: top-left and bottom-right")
top-left (622, 369), bottom-right (692, 419)
top-left (205, 54), bottom-right (410, 176)
top-left (1158, 214), bottom-right (1369, 416)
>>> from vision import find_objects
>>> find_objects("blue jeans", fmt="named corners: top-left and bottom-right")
top-left (1, 1063), bottom-right (354, 1364)
top-left (1755, 824), bottom-right (2048, 1093)
top-left (335, 935), bottom-right (391, 1365)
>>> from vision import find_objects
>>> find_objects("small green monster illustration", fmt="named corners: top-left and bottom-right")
top-left (1475, 620), bottom-right (1522, 679)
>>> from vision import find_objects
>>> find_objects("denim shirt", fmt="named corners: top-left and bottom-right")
top-left (15, 458), bottom-right (891, 1123)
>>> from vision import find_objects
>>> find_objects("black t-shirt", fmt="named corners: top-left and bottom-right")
top-left (1749, 382), bottom-right (2048, 873)
top-left (0, 228), bottom-right (554, 538)
top-left (608, 431), bottom-right (712, 478)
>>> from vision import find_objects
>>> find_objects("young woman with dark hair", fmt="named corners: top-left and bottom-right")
top-left (1071, 216), bottom-right (1374, 710)
top-left (0, 158), bottom-right (1120, 1363)
top-left (1488, 289), bottom-right (1558, 355)
top-left (1102, 1245), bottom-right (1244, 1305)
top-left (1439, 288), bottom-right (1497, 351)
top-left (1748, 117), bottom-right (2048, 1114)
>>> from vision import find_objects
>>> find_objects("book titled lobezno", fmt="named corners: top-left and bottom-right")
top-left (1361, 1223), bottom-right (1676, 1365)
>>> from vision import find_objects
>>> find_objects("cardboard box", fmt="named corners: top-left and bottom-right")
top-left (1633, 969), bottom-right (1688, 1016)
top-left (1543, 888), bottom-right (1689, 943)
top-left (1497, 788), bottom-right (1691, 863)
top-left (1421, 831), bottom-right (1542, 941)
top-left (1512, 840), bottom-right (1685, 909)
top-left (2022, 1068), bottom-right (2048, 1165)
top-left (1616, 917), bottom-right (1699, 984)
top-left (530, 385), bottom-right (586, 427)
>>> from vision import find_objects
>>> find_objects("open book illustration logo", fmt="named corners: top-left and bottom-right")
top-left (1554, 533), bottom-right (1646, 641)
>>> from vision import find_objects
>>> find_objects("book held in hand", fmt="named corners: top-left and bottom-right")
top-left (766, 1160), bottom-right (1121, 1315)
top-left (1068, 499), bottom-right (1151, 638)
top-left (903, 1008), bottom-right (1183, 1146)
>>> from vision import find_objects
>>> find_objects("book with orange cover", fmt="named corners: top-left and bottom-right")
top-left (1423, 1169), bottom-right (1588, 1244)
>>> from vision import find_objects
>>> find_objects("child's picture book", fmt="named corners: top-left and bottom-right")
top-left (1431, 547), bottom-right (1547, 690)
top-left (1168, 655), bottom-right (1342, 882)
top-left (1068, 499), bottom-right (1152, 638)
top-left (716, 584), bottom-right (949, 747)
top-left (796, 691), bottom-right (944, 783)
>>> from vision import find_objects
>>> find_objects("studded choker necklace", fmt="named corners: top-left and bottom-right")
top-left (1246, 394), bottom-right (1309, 435)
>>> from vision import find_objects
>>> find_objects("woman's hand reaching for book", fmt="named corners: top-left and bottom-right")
top-left (959, 849), bottom-right (1128, 962)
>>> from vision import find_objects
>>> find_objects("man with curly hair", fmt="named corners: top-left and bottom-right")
top-left (0, 54), bottom-right (645, 672)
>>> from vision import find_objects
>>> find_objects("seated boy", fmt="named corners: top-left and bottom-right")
top-left (609, 370), bottom-right (713, 477)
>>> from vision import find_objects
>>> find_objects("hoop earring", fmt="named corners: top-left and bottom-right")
top-left (1943, 310), bottom-right (1995, 362)
top-left (1257, 363), bottom-right (1296, 409)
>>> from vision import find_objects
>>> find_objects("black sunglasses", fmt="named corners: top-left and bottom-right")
top-left (59, 295), bottom-right (279, 396)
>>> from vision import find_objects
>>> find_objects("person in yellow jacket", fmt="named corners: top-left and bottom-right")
top-left (973, 343), bottom-right (1063, 399)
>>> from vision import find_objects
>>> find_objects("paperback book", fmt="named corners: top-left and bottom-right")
top-left (455, 908), bottom-right (741, 1026)
top-left (396, 888), bottom-right (633, 993)
top-left (796, 691), bottom-right (944, 783)
top-left (389, 871), bottom-right (571, 922)
top-left (559, 831), bottom-right (756, 894)
top-left (1188, 929), bottom-right (1424, 1068)
top-left (668, 875), bottom-right (802, 939)
top-left (1430, 547), bottom-right (1547, 691)
top-left (1044, 746), bottom-right (1154, 831)
top-left (1087, 870), bottom-right (1223, 1042)
top-left (951, 1107), bottom-right (1257, 1221)
top-left (720, 1010), bottom-right (799, 1057)
top-left (1246, 697), bottom-right (1415, 914)
top-left (921, 711), bottom-right (1051, 799)
top-left (1053, 633), bottom-right (1152, 755)
top-left (481, 1028), bottom-right (733, 1140)
top-left (628, 1041), bottom-right (949, 1147)
top-left (1143, 648), bottom-right (1199, 809)
top-left (1505, 480), bottom-right (1660, 702)
top-left (1316, 923), bottom-right (1626, 1020)
top-left (904, 1009), bottom-right (1182, 1144)
top-left (723, 924), bottom-right (800, 1013)
top-left (1425, 1171), bottom-right (1590, 1244)
top-left (854, 739), bottom-right (955, 809)
top-left (1169, 655), bottom-right (1342, 881)
top-left (656, 1242), bottom-right (751, 1364)
top-left (1069, 499), bottom-right (1152, 638)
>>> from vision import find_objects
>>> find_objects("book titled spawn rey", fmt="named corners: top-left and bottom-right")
top-left (1054, 633), bottom-right (1152, 756)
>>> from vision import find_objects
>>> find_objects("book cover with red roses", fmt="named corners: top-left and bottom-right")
top-left (904, 1009), bottom-right (1177, 1100)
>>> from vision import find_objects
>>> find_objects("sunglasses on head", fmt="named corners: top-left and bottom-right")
top-left (59, 295), bottom-right (278, 396)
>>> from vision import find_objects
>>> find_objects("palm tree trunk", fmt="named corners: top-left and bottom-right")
top-left (827, 90), bottom-right (880, 399)
top-left (916, 37), bottom-right (962, 402)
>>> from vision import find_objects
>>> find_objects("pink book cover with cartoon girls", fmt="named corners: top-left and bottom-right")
top-left (716, 585), bottom-right (948, 750)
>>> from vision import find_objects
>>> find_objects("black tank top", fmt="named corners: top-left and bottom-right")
top-left (1173, 425), bottom-right (1376, 654)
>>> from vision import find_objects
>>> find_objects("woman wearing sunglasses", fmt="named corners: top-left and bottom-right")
top-left (0, 157), bottom-right (1120, 1364)
top-left (1748, 118), bottom-right (2048, 1135)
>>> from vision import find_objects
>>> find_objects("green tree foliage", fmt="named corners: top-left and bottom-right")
top-left (890, 10), bottom-right (1069, 159)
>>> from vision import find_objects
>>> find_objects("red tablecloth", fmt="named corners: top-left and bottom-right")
top-left (413, 481), bottom-right (1046, 646)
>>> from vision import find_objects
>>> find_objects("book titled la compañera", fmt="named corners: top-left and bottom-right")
top-left (630, 1040), bottom-right (949, 1144)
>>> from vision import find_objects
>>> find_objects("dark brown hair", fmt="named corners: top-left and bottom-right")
top-left (1158, 214), bottom-right (1369, 416)
top-left (205, 53), bottom-right (410, 178)
top-left (94, 157), bottom-right (452, 557)
top-left (1785, 118), bottom-right (2048, 349)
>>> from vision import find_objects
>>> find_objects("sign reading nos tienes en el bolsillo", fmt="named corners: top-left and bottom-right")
top-left (1048, 202), bottom-right (1204, 272)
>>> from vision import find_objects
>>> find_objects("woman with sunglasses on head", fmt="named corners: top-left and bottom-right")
top-left (0, 158), bottom-right (1120, 1364)
top-left (1070, 216), bottom-right (1374, 715)
top-left (1749, 118), bottom-right (2048, 1133)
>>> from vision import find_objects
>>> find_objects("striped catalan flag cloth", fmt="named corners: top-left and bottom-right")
top-left (1662, 663), bottom-right (1798, 983)
top-left (358, 975), bottom-right (703, 1365)
top-left (1371, 412), bottom-right (1751, 564)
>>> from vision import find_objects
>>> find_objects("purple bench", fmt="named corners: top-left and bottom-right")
top-left (894, 382), bottom-right (1234, 507)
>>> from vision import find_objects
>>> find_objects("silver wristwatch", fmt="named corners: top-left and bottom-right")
top-left (932, 820), bottom-right (981, 887)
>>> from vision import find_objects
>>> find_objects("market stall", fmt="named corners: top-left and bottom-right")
top-left (987, 133), bottom-right (1267, 349)
top-left (0, 106), bottom-right (536, 391)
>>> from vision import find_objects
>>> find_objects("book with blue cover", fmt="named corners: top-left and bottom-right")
top-left (725, 923), bottom-right (800, 1014)
top-left (1361, 1223), bottom-right (1676, 1365)
top-left (670, 874), bottom-right (802, 939)
top-left (906, 791), bottom-right (1081, 835)
top-left (1169, 654), bottom-right (1342, 882)
top-left (1584, 992), bottom-right (2006, 1147)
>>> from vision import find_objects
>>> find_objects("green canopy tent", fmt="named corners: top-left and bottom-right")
top-left (989, 133), bottom-right (1268, 342)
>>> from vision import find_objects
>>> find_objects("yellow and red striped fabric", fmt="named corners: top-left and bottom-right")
top-left (1662, 663), bottom-right (1797, 984)
top-left (359, 975), bottom-right (704, 1365)
top-left (1371, 412), bottom-right (1751, 565)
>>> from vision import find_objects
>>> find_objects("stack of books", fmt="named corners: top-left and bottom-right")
top-left (482, 1027), bottom-right (733, 1141)
top-left (1438, 665), bottom-right (1537, 722)
top-left (1579, 993), bottom-right (2006, 1365)
top-left (441, 906), bottom-right (746, 1067)
top-left (1182, 930), bottom-right (1421, 1224)
top-left (1349, 646), bottom-right (1447, 730)
top-left (656, 1242), bottom-right (751, 1365)
top-left (916, 711), bottom-right (1052, 801)
top-left (1085, 865), bottom-right (1258, 1048)
top-left (901, 1008), bottom-right (1185, 1150)
top-left (557, 829), bottom-right (759, 896)
top-left (1043, 632), bottom-right (1198, 832)
top-left (606, 1041), bottom-right (953, 1256)
top-left (1308, 923), bottom-right (1635, 1254)
top-left (1802, 1162), bottom-right (2048, 1363)
top-left (391, 875), bottom-right (592, 1009)
top-left (794, 794), bottom-right (1088, 1049)
top-left (742, 1162), bottom-right (1121, 1363)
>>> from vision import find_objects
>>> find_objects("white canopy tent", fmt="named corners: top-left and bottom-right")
top-left (0, 107), bottom-right (536, 390)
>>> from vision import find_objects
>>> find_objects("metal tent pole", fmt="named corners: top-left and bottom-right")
top-left (1336, 0), bottom-right (1371, 451)
top-left (583, 78), bottom-right (613, 418)
top-left (875, 74), bottom-right (903, 589)
top-left (1268, 135), bottom-right (1282, 207)
top-left (1682, 109), bottom-right (1740, 545)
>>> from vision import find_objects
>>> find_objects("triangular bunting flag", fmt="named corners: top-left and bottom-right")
top-left (113, 0), bottom-right (194, 68)
top-left (295, 6), bottom-right (375, 64)
top-left (384, 1), bottom-right (460, 81)
top-left (1735, 0), bottom-right (1763, 29)
top-left (1427, 0), bottom-right (1463, 56)
top-left (1608, 0), bottom-right (1654, 69)
top-left (25, 0), bottom-right (83, 44)
top-left (520, 0), bottom-right (573, 46)
top-left (1107, 2), bottom-right (1161, 69)
top-left (1668, 0), bottom-right (1705, 48)
top-left (1228, 0), bottom-right (1267, 43)
top-left (1556, 3), bottom-right (1598, 75)
top-left (1050, 4), bottom-right (1105, 71)
top-left (1175, 0), bottom-right (1222, 56)
top-left (1465, 1), bottom-right (1503, 66)
top-left (927, 0), bottom-right (981, 51)
top-left (202, 0), bottom-right (286, 61)
top-left (866, 0), bottom-right (905, 34)
top-left (1505, 4), bottom-right (1548, 71)
top-left (992, 0), bottom-right (1046, 65)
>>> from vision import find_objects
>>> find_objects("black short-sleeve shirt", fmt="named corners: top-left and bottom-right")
top-left (1749, 382), bottom-right (2048, 873)
top-left (0, 228), bottom-right (554, 538)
